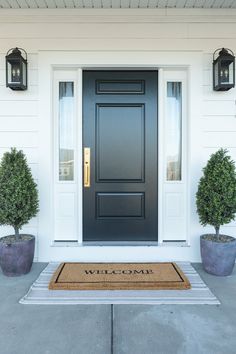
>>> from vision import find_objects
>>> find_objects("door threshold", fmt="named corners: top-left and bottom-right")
top-left (51, 241), bottom-right (189, 248)
top-left (82, 241), bottom-right (159, 247)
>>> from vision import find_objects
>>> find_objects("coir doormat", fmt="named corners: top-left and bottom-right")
top-left (49, 262), bottom-right (191, 290)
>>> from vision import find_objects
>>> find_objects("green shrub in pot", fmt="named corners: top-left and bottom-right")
top-left (0, 148), bottom-right (39, 276)
top-left (196, 148), bottom-right (236, 276)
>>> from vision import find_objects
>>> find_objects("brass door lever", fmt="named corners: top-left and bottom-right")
top-left (84, 147), bottom-right (90, 188)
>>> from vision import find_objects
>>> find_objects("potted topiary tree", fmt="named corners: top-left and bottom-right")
top-left (196, 148), bottom-right (236, 276)
top-left (0, 148), bottom-right (39, 276)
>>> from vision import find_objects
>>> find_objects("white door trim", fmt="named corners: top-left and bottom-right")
top-left (38, 50), bottom-right (202, 262)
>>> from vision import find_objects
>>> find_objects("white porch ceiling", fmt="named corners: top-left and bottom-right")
top-left (0, 0), bottom-right (236, 9)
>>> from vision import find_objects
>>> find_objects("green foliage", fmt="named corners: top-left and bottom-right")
top-left (196, 148), bottom-right (236, 237)
top-left (0, 148), bottom-right (39, 238)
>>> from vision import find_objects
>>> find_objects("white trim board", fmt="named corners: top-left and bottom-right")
top-left (1, 9), bottom-right (236, 23)
top-left (38, 50), bottom-right (202, 262)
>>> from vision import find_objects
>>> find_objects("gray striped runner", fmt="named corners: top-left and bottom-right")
top-left (19, 262), bottom-right (220, 305)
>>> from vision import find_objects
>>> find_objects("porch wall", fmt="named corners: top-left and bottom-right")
top-left (0, 9), bottom-right (236, 261)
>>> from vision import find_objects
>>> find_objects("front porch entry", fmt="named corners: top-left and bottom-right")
top-left (82, 71), bottom-right (158, 242)
top-left (42, 51), bottom-right (195, 261)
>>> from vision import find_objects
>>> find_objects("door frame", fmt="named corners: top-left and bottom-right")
top-left (38, 50), bottom-right (202, 262)
top-left (82, 69), bottom-right (159, 243)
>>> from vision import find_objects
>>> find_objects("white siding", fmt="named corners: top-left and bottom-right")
top-left (0, 8), bottom-right (236, 261)
top-left (202, 51), bottom-right (236, 236)
top-left (0, 52), bottom-right (39, 256)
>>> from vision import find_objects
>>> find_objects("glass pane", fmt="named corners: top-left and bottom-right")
top-left (166, 82), bottom-right (182, 181)
top-left (58, 82), bottom-right (74, 181)
top-left (214, 63), bottom-right (219, 87)
top-left (220, 61), bottom-right (230, 84)
top-left (22, 62), bottom-right (27, 86)
top-left (8, 62), bottom-right (20, 84)
top-left (229, 62), bottom-right (234, 84)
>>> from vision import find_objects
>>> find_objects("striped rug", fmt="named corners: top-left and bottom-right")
top-left (19, 262), bottom-right (220, 305)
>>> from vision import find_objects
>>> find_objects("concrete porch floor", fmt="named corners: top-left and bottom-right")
top-left (0, 263), bottom-right (235, 354)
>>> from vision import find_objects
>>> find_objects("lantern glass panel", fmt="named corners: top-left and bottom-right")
top-left (219, 59), bottom-right (231, 84)
top-left (7, 60), bottom-right (21, 84)
top-left (22, 61), bottom-right (27, 86)
top-left (228, 62), bottom-right (234, 85)
top-left (214, 62), bottom-right (219, 87)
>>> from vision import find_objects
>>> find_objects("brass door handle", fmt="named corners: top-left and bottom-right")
top-left (84, 147), bottom-right (90, 188)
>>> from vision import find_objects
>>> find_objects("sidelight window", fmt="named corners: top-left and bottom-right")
top-left (53, 70), bottom-right (80, 242)
top-left (58, 81), bottom-right (75, 181)
top-left (166, 81), bottom-right (182, 181)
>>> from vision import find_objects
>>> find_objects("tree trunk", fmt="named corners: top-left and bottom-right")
top-left (14, 226), bottom-right (20, 239)
top-left (215, 226), bottom-right (220, 239)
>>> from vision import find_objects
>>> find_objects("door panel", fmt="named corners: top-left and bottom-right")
top-left (96, 192), bottom-right (145, 219)
top-left (83, 71), bottom-right (158, 242)
top-left (96, 104), bottom-right (144, 181)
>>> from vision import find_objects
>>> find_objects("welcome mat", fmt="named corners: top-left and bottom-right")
top-left (20, 262), bottom-right (220, 305)
top-left (49, 262), bottom-right (191, 290)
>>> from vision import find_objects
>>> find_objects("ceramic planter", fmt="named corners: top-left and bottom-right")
top-left (0, 235), bottom-right (35, 276)
top-left (200, 235), bottom-right (236, 276)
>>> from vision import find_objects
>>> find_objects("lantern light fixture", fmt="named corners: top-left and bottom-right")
top-left (6, 47), bottom-right (28, 91)
top-left (213, 48), bottom-right (235, 91)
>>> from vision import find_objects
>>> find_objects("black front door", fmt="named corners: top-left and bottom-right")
top-left (83, 71), bottom-right (158, 242)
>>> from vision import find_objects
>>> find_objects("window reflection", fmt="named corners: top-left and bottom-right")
top-left (166, 82), bottom-right (182, 181)
top-left (59, 82), bottom-right (74, 181)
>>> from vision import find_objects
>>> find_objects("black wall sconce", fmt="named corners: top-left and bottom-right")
top-left (213, 48), bottom-right (235, 91)
top-left (6, 47), bottom-right (28, 91)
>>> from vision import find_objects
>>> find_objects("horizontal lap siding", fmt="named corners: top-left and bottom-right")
top-left (1, 38), bottom-right (236, 52)
top-left (0, 51), bottom-right (39, 255)
top-left (202, 47), bottom-right (236, 234)
top-left (1, 10), bottom-right (236, 254)
top-left (0, 23), bottom-right (189, 38)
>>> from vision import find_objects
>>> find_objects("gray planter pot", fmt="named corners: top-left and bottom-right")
top-left (200, 235), bottom-right (236, 276)
top-left (0, 235), bottom-right (35, 277)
